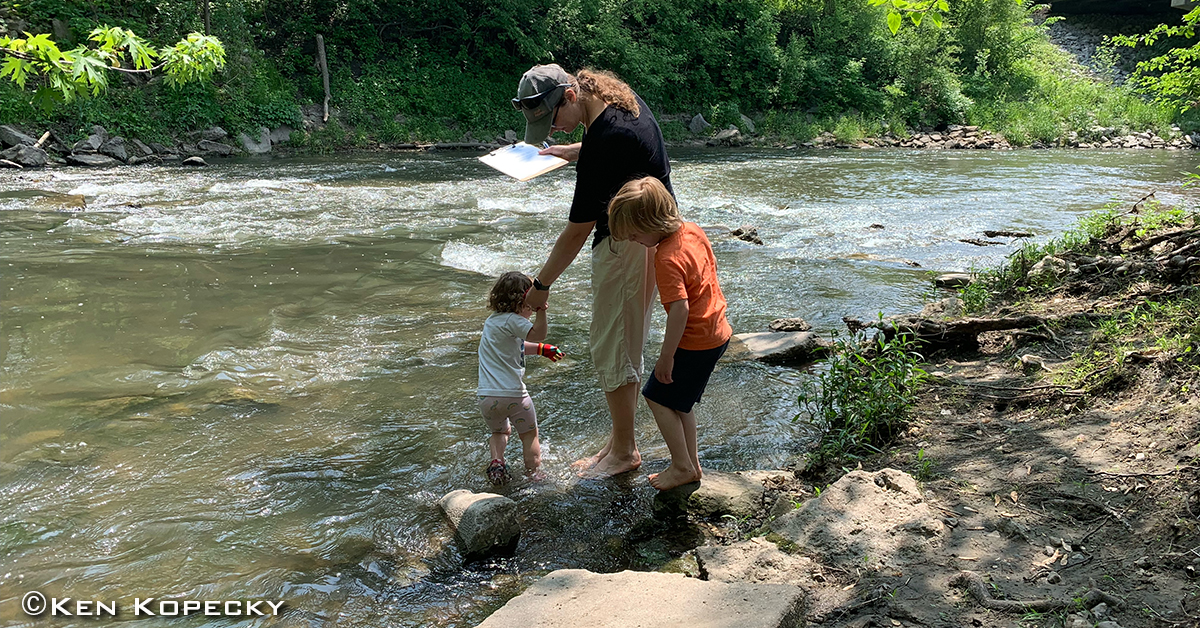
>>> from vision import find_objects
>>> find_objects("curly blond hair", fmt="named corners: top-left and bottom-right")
top-left (571, 68), bottom-right (640, 117)
top-left (488, 271), bottom-right (533, 314)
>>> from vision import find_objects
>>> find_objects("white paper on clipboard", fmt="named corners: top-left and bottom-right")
top-left (478, 142), bottom-right (569, 182)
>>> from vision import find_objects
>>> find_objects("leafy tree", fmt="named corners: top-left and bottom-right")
top-left (1, 26), bottom-right (225, 111)
top-left (1114, 7), bottom-right (1200, 112)
top-left (872, 0), bottom-right (951, 34)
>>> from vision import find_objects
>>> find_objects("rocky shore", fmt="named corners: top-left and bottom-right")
top-left (455, 213), bottom-right (1199, 628)
top-left (2, 117), bottom-right (1195, 171)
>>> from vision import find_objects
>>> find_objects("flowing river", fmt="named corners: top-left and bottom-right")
top-left (2, 148), bottom-right (1196, 627)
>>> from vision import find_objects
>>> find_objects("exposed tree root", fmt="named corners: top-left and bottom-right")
top-left (952, 570), bottom-right (1123, 614)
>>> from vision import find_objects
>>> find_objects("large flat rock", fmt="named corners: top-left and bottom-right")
top-left (475, 569), bottom-right (804, 628)
top-left (723, 332), bottom-right (830, 365)
top-left (769, 468), bottom-right (944, 571)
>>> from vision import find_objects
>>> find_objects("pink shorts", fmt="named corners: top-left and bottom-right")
top-left (478, 395), bottom-right (538, 435)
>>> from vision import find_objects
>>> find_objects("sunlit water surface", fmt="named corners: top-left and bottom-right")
top-left (2, 148), bottom-right (1195, 627)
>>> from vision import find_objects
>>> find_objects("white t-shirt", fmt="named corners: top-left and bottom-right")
top-left (477, 312), bottom-right (535, 397)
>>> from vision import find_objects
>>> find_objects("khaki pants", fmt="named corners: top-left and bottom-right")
top-left (590, 238), bottom-right (657, 393)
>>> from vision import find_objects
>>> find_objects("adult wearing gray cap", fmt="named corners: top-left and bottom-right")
top-left (516, 63), bottom-right (673, 477)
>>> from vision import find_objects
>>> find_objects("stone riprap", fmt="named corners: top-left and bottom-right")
top-left (438, 489), bottom-right (519, 557)
top-left (474, 569), bottom-right (804, 628)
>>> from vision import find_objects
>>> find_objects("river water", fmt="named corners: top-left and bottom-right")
top-left (2, 148), bottom-right (1195, 627)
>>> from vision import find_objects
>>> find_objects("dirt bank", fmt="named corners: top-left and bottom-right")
top-left (694, 205), bottom-right (1200, 628)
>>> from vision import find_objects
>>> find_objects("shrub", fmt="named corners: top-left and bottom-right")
top-left (798, 327), bottom-right (927, 465)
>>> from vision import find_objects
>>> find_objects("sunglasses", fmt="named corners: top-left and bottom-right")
top-left (511, 84), bottom-right (571, 110)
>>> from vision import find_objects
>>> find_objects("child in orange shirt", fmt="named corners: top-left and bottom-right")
top-left (608, 177), bottom-right (732, 491)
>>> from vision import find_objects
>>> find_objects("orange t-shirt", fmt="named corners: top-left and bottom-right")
top-left (654, 222), bottom-right (733, 351)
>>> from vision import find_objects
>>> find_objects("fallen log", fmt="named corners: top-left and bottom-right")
top-left (960, 238), bottom-right (1006, 247)
top-left (983, 230), bottom-right (1033, 238)
top-left (843, 313), bottom-right (1098, 351)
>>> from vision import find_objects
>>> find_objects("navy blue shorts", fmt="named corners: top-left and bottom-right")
top-left (642, 341), bottom-right (729, 413)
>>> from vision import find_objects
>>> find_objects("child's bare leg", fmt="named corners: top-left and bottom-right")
top-left (489, 428), bottom-right (510, 462)
top-left (680, 409), bottom-right (701, 480)
top-left (646, 399), bottom-right (699, 490)
top-left (518, 428), bottom-right (542, 475)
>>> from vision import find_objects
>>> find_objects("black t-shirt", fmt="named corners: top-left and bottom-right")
top-left (568, 94), bottom-right (673, 248)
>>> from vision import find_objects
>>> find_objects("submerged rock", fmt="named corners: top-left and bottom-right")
top-left (731, 224), bottom-right (763, 245)
top-left (438, 489), bottom-right (519, 557)
top-left (768, 317), bottom-right (812, 332)
top-left (475, 569), bottom-right (804, 628)
top-left (181, 156), bottom-right (208, 167)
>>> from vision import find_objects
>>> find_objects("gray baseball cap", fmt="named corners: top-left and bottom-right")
top-left (515, 64), bottom-right (571, 145)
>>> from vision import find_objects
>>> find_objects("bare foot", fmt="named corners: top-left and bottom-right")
top-left (526, 467), bottom-right (548, 482)
top-left (648, 465), bottom-right (700, 491)
top-left (571, 439), bottom-right (613, 472)
top-left (570, 450), bottom-right (605, 472)
top-left (584, 450), bottom-right (642, 478)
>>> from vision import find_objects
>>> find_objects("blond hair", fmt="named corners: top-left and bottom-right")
top-left (488, 271), bottom-right (532, 313)
top-left (608, 177), bottom-right (681, 241)
top-left (571, 68), bottom-right (640, 117)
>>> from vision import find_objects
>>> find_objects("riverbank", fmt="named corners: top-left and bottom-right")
top-left (3, 119), bottom-right (1196, 170)
top-left (511, 203), bottom-right (1200, 628)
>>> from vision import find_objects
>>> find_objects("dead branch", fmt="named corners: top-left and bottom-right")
top-left (1126, 226), bottom-right (1200, 253)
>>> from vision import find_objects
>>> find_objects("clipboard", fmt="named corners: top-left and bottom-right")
top-left (478, 142), bottom-right (569, 182)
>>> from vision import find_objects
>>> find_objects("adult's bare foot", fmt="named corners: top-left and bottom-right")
top-left (585, 450), bottom-right (642, 478)
top-left (648, 465), bottom-right (700, 491)
top-left (570, 450), bottom-right (605, 472)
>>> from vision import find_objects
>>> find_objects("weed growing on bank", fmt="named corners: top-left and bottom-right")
top-left (798, 327), bottom-right (927, 467)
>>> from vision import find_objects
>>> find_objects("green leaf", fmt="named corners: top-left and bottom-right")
top-left (887, 10), bottom-right (902, 34)
top-left (31, 86), bottom-right (63, 113)
top-left (910, 11), bottom-right (923, 26)
top-left (1, 57), bottom-right (28, 87)
top-left (936, 0), bottom-right (949, 11)
top-left (929, 11), bottom-right (944, 27)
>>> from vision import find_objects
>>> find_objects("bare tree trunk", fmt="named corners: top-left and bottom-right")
top-left (203, 0), bottom-right (210, 35)
top-left (316, 35), bottom-right (330, 123)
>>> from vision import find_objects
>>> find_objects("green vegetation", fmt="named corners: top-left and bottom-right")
top-left (958, 200), bottom-right (1193, 312)
top-left (1, 27), bottom-right (225, 111)
top-left (0, 0), bottom-right (1184, 147)
top-left (797, 327), bottom-right (927, 466)
top-left (1115, 7), bottom-right (1200, 113)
